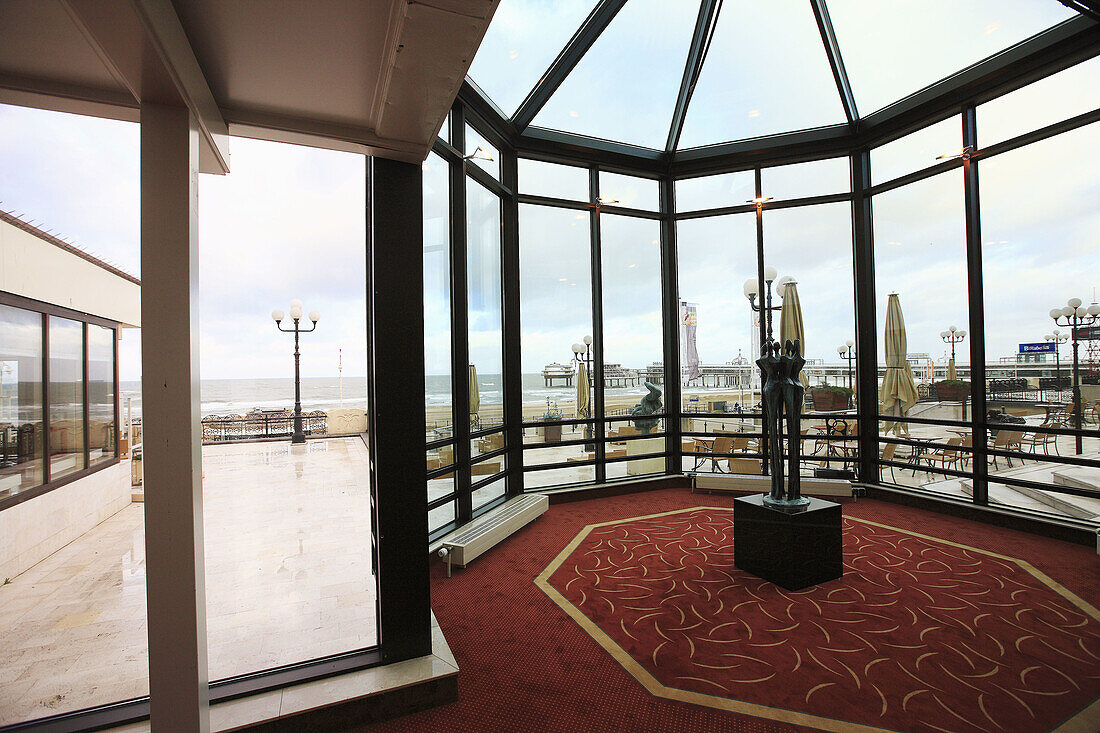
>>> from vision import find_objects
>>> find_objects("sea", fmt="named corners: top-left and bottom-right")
top-left (117, 374), bottom-right (743, 418)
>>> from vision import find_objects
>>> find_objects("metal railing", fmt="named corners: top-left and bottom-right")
top-left (201, 411), bottom-right (328, 443)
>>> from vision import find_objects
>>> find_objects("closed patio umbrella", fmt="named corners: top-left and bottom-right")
top-left (575, 362), bottom-right (590, 419)
top-left (882, 294), bottom-right (919, 435)
top-left (947, 358), bottom-right (958, 382)
top-left (778, 279), bottom-right (808, 388)
top-left (468, 364), bottom-right (480, 429)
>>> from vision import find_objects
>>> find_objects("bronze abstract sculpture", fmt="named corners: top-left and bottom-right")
top-left (630, 381), bottom-right (663, 435)
top-left (757, 338), bottom-right (808, 507)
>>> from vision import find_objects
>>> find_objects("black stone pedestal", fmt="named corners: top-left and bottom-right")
top-left (734, 494), bottom-right (843, 590)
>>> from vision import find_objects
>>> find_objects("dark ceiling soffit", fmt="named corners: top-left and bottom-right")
top-left (517, 126), bottom-right (666, 173)
top-left (670, 124), bottom-right (853, 176)
top-left (511, 0), bottom-right (629, 131)
top-left (809, 0), bottom-right (857, 126)
top-left (1057, 0), bottom-right (1100, 24)
top-left (666, 0), bottom-right (720, 152)
top-left (857, 15), bottom-right (1100, 147)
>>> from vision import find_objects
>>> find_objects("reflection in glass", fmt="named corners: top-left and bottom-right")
top-left (429, 499), bottom-right (457, 534)
top-left (465, 124), bottom-right (500, 180)
top-left (467, 0), bottom-right (598, 116)
top-left (518, 158), bottom-right (589, 201)
top-left (762, 158), bottom-right (850, 201)
top-left (675, 171), bottom-right (755, 212)
top-left (871, 116), bottom-right (959, 185)
top-left (0, 305), bottom-right (44, 495)
top-left (48, 317), bottom-right (84, 479)
top-left (467, 179), bottom-right (504, 432)
top-left (678, 2), bottom-right (846, 148)
top-left (87, 325), bottom-right (115, 466)
top-left (532, 0), bottom-right (701, 149)
top-left (525, 465), bottom-right (595, 488)
top-left (600, 214), bottom-right (665, 417)
top-left (599, 171), bottom-right (659, 211)
top-left (828, 0), bottom-right (1075, 115)
top-left (424, 152), bottom-right (453, 441)
top-left (977, 56), bottom-right (1100, 148)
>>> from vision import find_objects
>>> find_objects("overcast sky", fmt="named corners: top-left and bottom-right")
top-left (1, 0), bottom-right (1097, 383)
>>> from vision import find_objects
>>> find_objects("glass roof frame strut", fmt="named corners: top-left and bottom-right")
top-left (665, 0), bottom-right (723, 152)
top-left (810, 0), bottom-right (858, 126)
top-left (512, 0), bottom-right (629, 132)
top-left (1056, 0), bottom-right (1100, 24)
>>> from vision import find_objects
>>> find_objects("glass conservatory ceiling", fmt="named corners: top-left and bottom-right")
top-left (466, 0), bottom-right (1083, 152)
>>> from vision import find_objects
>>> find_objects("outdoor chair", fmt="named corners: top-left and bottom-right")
top-left (914, 437), bottom-right (963, 473)
top-left (726, 456), bottom-right (762, 475)
top-left (879, 441), bottom-right (899, 484)
top-left (705, 436), bottom-right (735, 472)
top-left (1019, 428), bottom-right (1058, 456)
top-left (989, 429), bottom-right (1024, 470)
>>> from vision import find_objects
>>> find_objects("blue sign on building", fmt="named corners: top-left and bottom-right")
top-left (1019, 342), bottom-right (1056, 354)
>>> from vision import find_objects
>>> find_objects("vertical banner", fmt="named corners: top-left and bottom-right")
top-left (681, 301), bottom-right (700, 382)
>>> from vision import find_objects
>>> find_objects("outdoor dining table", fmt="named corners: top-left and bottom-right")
top-left (905, 435), bottom-right (945, 471)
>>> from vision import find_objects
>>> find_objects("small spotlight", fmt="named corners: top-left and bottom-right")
top-left (748, 196), bottom-right (773, 206)
top-left (463, 146), bottom-right (494, 163)
top-left (935, 146), bottom-right (973, 161)
top-left (596, 196), bottom-right (619, 206)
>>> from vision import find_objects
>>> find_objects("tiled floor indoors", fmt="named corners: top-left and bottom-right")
top-left (0, 437), bottom-right (376, 726)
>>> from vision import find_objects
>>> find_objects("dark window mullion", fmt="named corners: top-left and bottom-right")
top-left (83, 322), bottom-right (90, 471)
top-left (42, 313), bottom-right (51, 485)
top-left (589, 166), bottom-right (606, 483)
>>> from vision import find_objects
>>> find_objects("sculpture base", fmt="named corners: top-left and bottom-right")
top-left (762, 494), bottom-right (810, 508)
top-left (734, 493), bottom-right (843, 590)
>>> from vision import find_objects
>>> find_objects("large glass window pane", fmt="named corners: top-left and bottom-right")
top-left (424, 152), bottom-right (453, 442)
top-left (520, 204), bottom-right (593, 433)
top-left (675, 171), bottom-right (755, 212)
top-left (828, 0), bottom-right (1076, 115)
top-left (978, 56), bottom-right (1100, 148)
top-left (678, 2), bottom-right (847, 148)
top-left (467, 0), bottom-right (599, 116)
top-left (198, 137), bottom-right (374, 680)
top-left (765, 203), bottom-right (857, 475)
top-left (600, 214), bottom-right (665, 419)
top-left (0, 305), bottom-right (44, 496)
top-left (532, 0), bottom-right (701, 149)
top-left (467, 178), bottom-right (504, 432)
top-left (87, 325), bottom-right (116, 466)
top-left (677, 213), bottom-right (758, 414)
top-left (473, 475), bottom-right (506, 511)
top-left (48, 317), bottom-right (84, 479)
top-left (871, 116), bottom-right (960, 186)
top-left (873, 171), bottom-right (969, 493)
top-left (599, 171), bottom-right (658, 211)
top-left (519, 158), bottom-right (589, 201)
top-left (980, 123), bottom-right (1100, 476)
top-left (761, 157), bottom-right (850, 201)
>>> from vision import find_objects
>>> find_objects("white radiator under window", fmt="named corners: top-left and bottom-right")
top-left (440, 494), bottom-right (548, 571)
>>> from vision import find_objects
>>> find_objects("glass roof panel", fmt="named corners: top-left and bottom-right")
top-left (531, 0), bottom-right (702, 150)
top-left (467, 0), bottom-right (599, 116)
top-left (599, 171), bottom-right (659, 211)
top-left (977, 55), bottom-right (1100, 148)
top-left (678, 2), bottom-right (847, 149)
top-left (827, 0), bottom-right (1077, 116)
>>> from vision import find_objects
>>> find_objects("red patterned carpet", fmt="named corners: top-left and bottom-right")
top-left (541, 507), bottom-right (1100, 732)
top-left (363, 488), bottom-right (1100, 733)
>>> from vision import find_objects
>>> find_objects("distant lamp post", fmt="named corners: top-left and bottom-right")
top-left (1043, 330), bottom-right (1068, 400)
top-left (742, 267), bottom-right (785, 343)
top-left (837, 340), bottom-right (855, 391)
top-left (940, 326), bottom-right (966, 369)
top-left (571, 335), bottom-right (594, 449)
top-left (1049, 298), bottom-right (1100, 455)
top-left (272, 299), bottom-right (320, 444)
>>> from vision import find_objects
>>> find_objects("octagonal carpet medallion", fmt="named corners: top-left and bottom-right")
top-left (535, 507), bottom-right (1100, 732)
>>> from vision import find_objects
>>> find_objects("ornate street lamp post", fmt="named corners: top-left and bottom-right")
top-left (571, 335), bottom-right (593, 449)
top-left (1049, 298), bottom-right (1099, 455)
top-left (1043, 330), bottom-right (1068, 402)
top-left (837, 341), bottom-right (855, 391)
top-left (272, 299), bottom-right (320, 444)
top-left (940, 326), bottom-right (966, 371)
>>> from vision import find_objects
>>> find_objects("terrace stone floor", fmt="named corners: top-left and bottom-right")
top-left (0, 437), bottom-right (376, 726)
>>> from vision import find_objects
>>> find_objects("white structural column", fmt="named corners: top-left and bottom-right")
top-left (140, 103), bottom-right (210, 732)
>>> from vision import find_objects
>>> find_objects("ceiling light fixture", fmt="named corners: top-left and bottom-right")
top-left (463, 146), bottom-right (494, 162)
top-left (596, 196), bottom-right (619, 206)
top-left (748, 196), bottom-right (773, 207)
top-left (935, 145), bottom-right (974, 161)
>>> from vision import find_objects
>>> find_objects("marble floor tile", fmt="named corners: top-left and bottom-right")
top-left (0, 437), bottom-right (377, 726)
